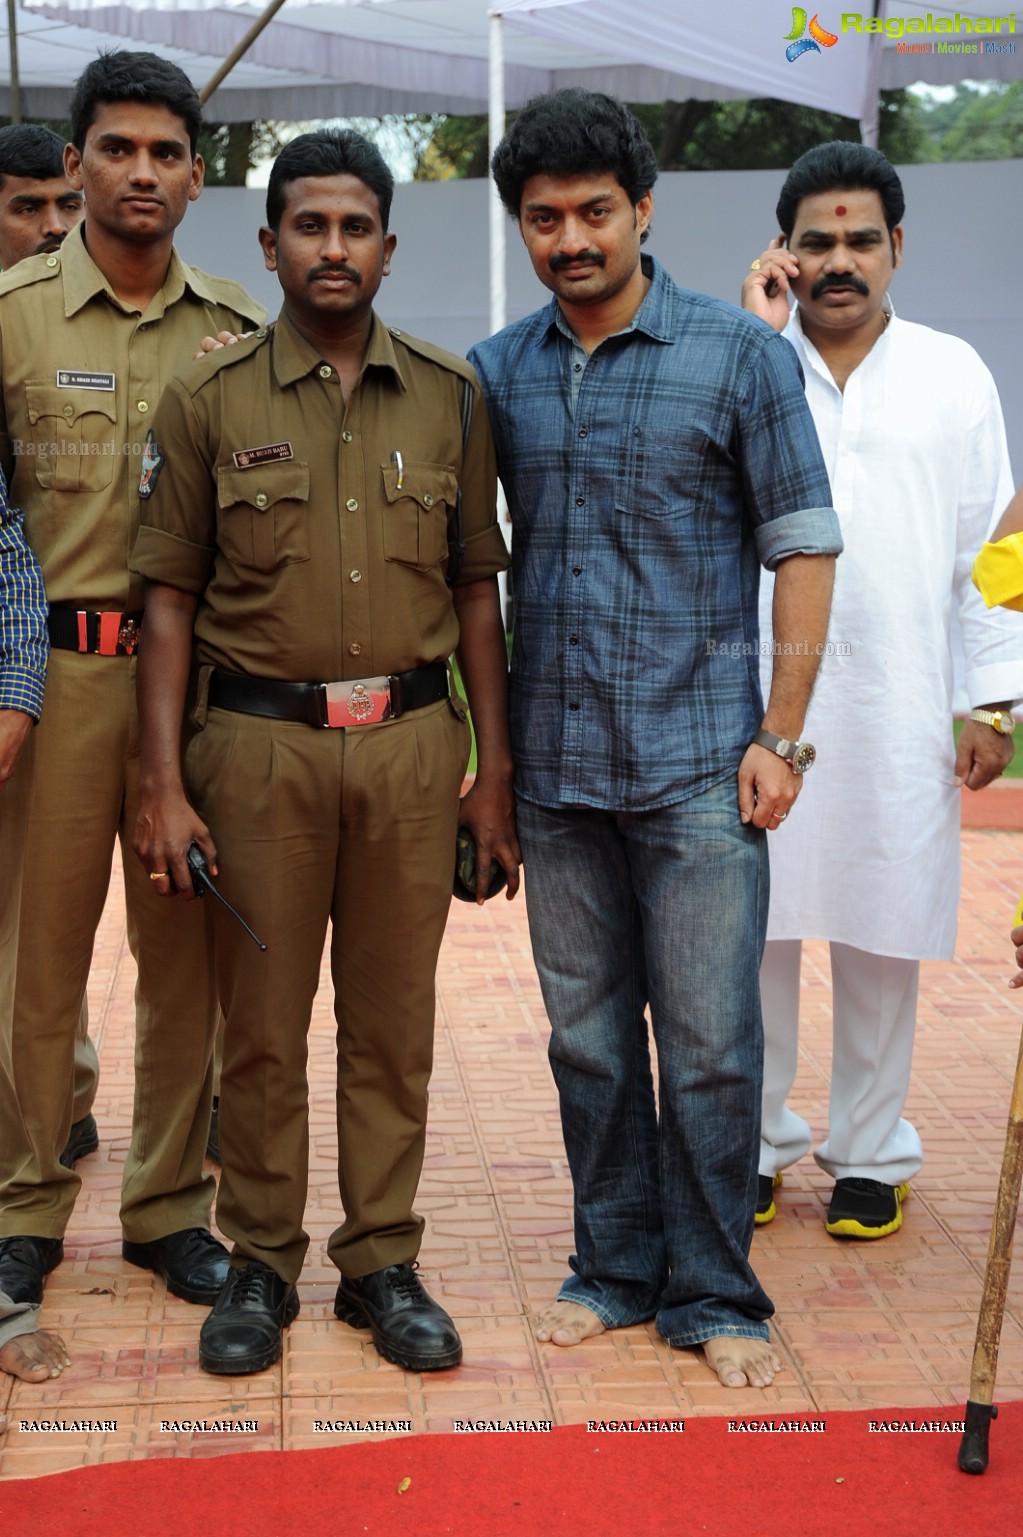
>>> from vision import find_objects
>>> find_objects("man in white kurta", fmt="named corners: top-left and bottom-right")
top-left (743, 142), bottom-right (1022, 1239)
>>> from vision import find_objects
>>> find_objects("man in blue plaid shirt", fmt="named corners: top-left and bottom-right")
top-left (470, 91), bottom-right (842, 1389)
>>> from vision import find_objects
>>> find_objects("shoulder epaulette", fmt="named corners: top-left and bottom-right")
top-left (387, 327), bottom-right (478, 386)
top-left (191, 267), bottom-right (267, 327)
top-left (0, 251), bottom-right (62, 297)
top-left (174, 324), bottom-right (273, 395)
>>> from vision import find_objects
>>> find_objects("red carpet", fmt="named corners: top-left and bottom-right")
top-left (5, 1406), bottom-right (1022, 1536)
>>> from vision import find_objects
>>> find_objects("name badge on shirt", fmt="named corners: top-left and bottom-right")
top-left (232, 441), bottom-right (294, 470)
top-left (57, 370), bottom-right (115, 391)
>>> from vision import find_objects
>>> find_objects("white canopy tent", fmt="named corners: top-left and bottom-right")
top-left (8, 0), bottom-right (1017, 123)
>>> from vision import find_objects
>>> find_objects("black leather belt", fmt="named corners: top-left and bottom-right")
top-left (48, 605), bottom-right (143, 656)
top-left (208, 662), bottom-right (449, 729)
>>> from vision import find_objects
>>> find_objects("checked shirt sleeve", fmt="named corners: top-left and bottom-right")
top-left (0, 475), bottom-right (48, 720)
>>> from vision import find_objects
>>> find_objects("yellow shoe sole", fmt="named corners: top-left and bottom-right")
top-left (826, 1181), bottom-right (911, 1239)
top-left (754, 1172), bottom-right (783, 1227)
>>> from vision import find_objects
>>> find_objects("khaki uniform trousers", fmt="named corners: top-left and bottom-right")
top-left (0, 649), bottom-right (218, 1241)
top-left (187, 696), bottom-right (470, 1284)
top-left (2, 741), bottom-right (102, 1137)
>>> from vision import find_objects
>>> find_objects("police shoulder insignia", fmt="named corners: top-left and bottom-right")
top-left (138, 429), bottom-right (165, 499)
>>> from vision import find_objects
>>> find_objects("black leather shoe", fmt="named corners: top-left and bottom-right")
top-left (122, 1227), bottom-right (230, 1305)
top-left (0, 1235), bottom-right (64, 1304)
top-left (334, 1263), bottom-right (462, 1371)
top-left (199, 1260), bottom-right (299, 1375)
top-left (59, 1113), bottom-right (100, 1170)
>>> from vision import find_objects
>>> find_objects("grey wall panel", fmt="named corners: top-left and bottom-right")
top-left (178, 162), bottom-right (1022, 478)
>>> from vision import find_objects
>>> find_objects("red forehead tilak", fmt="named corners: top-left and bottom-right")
top-left (835, 204), bottom-right (847, 216)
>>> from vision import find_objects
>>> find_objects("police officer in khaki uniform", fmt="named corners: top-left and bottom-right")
top-left (0, 53), bottom-right (265, 1309)
top-left (132, 129), bottom-right (519, 1376)
top-left (0, 123), bottom-right (100, 1173)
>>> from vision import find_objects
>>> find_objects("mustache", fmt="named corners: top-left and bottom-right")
top-left (307, 263), bottom-right (362, 285)
top-left (549, 250), bottom-right (606, 272)
top-left (35, 238), bottom-right (64, 254)
top-left (811, 272), bottom-right (869, 299)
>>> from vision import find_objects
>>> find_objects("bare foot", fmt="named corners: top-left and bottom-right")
top-left (0, 1329), bottom-right (71, 1382)
top-left (532, 1299), bottom-right (606, 1347)
top-left (702, 1335), bottom-right (781, 1388)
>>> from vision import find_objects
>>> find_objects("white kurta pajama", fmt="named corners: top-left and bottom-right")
top-left (758, 304), bottom-right (1023, 1183)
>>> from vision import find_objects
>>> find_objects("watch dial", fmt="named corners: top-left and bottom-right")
top-left (793, 743), bottom-right (816, 774)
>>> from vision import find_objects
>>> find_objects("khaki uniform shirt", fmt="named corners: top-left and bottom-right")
top-left (0, 222), bottom-right (265, 611)
top-left (131, 311), bottom-right (508, 682)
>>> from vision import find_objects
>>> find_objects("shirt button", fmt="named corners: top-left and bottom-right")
top-left (578, 427), bottom-right (588, 438)
top-left (46, 255), bottom-right (58, 267)
top-left (349, 642), bottom-right (362, 656)
top-left (342, 430), bottom-right (353, 443)
top-left (319, 364), bottom-right (332, 378)
top-left (349, 570), bottom-right (363, 583)
top-left (63, 404), bottom-right (73, 417)
top-left (569, 635), bottom-right (579, 645)
top-left (424, 493), bottom-right (434, 508)
top-left (575, 497), bottom-right (584, 506)
top-left (346, 498), bottom-right (359, 512)
top-left (137, 400), bottom-right (149, 413)
top-left (569, 702), bottom-right (580, 711)
top-left (572, 566), bottom-right (582, 576)
top-left (255, 492), bottom-right (268, 508)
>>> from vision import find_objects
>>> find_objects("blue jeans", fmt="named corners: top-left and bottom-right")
top-left (517, 781), bottom-right (774, 1347)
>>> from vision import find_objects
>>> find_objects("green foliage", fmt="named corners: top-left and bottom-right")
top-left (915, 80), bottom-right (1023, 161)
top-left (199, 121), bottom-right (289, 186)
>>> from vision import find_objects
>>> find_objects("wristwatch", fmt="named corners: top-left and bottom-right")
top-left (969, 707), bottom-right (1015, 736)
top-left (753, 728), bottom-right (816, 774)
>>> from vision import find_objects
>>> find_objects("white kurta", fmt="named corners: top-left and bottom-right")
top-left (760, 308), bottom-right (1021, 960)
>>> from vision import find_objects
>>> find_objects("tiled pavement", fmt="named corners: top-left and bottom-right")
top-left (4, 806), bottom-right (1023, 1477)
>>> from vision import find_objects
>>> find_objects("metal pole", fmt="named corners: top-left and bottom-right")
top-left (200, 0), bottom-right (290, 105)
top-left (6, 0), bottom-right (22, 124)
top-left (488, 9), bottom-right (506, 338)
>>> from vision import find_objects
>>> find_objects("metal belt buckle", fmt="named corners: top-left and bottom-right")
top-left (117, 616), bottom-right (141, 655)
top-left (322, 676), bottom-right (393, 728)
top-left (96, 611), bottom-right (141, 656)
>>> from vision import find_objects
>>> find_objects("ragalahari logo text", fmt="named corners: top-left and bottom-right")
top-left (785, 8), bottom-right (839, 60)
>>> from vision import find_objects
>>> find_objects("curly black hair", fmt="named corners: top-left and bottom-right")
top-left (491, 89), bottom-right (658, 219)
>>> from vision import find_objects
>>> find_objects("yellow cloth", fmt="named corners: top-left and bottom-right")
top-left (973, 533), bottom-right (1023, 611)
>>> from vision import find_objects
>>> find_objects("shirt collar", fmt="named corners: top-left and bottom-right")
top-left (271, 307), bottom-right (408, 391)
top-left (539, 253), bottom-right (676, 349)
top-left (58, 221), bottom-right (217, 318)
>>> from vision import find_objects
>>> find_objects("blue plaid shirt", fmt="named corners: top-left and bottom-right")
top-left (0, 468), bottom-right (47, 719)
top-left (469, 257), bottom-right (840, 812)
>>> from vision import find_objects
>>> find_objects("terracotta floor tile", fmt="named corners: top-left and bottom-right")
top-left (6, 830), bottom-right (1023, 1476)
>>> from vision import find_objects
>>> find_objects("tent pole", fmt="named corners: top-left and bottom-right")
top-left (200, 0), bottom-right (290, 105)
top-left (488, 11), bottom-right (511, 603)
top-left (488, 9), bottom-right (506, 338)
top-left (6, 0), bottom-right (22, 123)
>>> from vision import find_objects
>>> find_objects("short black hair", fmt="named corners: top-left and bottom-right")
top-left (0, 125), bottom-right (68, 189)
top-left (492, 89), bottom-right (659, 220)
top-left (266, 129), bottom-right (395, 233)
top-left (69, 51), bottom-right (202, 156)
top-left (776, 141), bottom-right (906, 238)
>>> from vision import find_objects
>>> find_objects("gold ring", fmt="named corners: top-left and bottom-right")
top-left (750, 258), bottom-right (762, 271)
top-left (770, 810), bottom-right (788, 822)
top-left (149, 871), bottom-right (169, 880)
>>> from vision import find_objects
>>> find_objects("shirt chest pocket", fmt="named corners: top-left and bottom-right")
top-left (381, 461), bottom-right (457, 572)
top-left (25, 384), bottom-right (118, 493)
top-left (216, 461), bottom-right (311, 572)
top-left (613, 422), bottom-right (704, 520)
